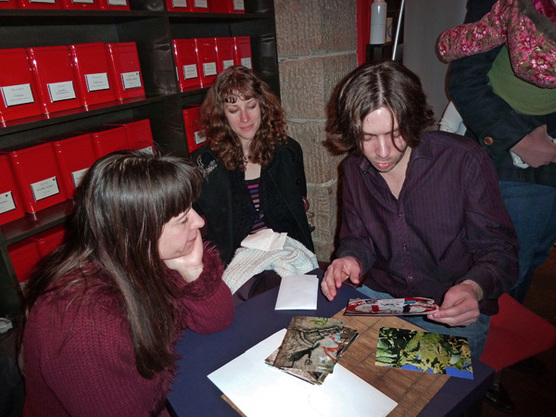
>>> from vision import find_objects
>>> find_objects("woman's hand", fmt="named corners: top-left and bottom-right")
top-left (163, 230), bottom-right (205, 283)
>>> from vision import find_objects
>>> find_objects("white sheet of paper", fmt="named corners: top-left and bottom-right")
top-left (275, 274), bottom-right (318, 310)
top-left (241, 229), bottom-right (287, 251)
top-left (208, 329), bottom-right (398, 417)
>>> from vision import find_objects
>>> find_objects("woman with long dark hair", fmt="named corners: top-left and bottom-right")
top-left (22, 151), bottom-right (233, 416)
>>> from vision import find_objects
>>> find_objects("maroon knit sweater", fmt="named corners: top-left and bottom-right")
top-left (22, 245), bottom-right (233, 416)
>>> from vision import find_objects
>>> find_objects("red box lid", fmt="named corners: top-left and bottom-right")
top-left (0, 48), bottom-right (43, 123)
top-left (8, 238), bottom-right (41, 284)
top-left (105, 42), bottom-right (145, 100)
top-left (52, 133), bottom-right (96, 196)
top-left (60, 0), bottom-right (99, 10)
top-left (173, 39), bottom-right (201, 91)
top-left (26, 46), bottom-right (82, 115)
top-left (98, 0), bottom-right (128, 10)
top-left (90, 126), bottom-right (129, 158)
top-left (0, 154), bottom-right (26, 225)
top-left (16, 0), bottom-right (61, 9)
top-left (211, 0), bottom-right (244, 14)
top-left (0, 0), bottom-right (19, 9)
top-left (183, 106), bottom-right (206, 152)
top-left (215, 37), bottom-right (236, 74)
top-left (7, 142), bottom-right (68, 214)
top-left (195, 38), bottom-right (218, 88)
top-left (31, 224), bottom-right (66, 257)
top-left (69, 43), bottom-right (117, 108)
top-left (166, 0), bottom-right (192, 12)
top-left (234, 36), bottom-right (252, 69)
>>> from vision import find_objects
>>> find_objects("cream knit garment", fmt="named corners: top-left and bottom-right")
top-left (223, 236), bottom-right (318, 294)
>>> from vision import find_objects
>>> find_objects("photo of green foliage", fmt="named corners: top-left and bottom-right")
top-left (375, 327), bottom-right (474, 379)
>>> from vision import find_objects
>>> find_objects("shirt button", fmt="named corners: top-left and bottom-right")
top-left (407, 275), bottom-right (413, 281)
top-left (403, 245), bottom-right (408, 251)
top-left (483, 136), bottom-right (494, 146)
top-left (398, 211), bottom-right (403, 217)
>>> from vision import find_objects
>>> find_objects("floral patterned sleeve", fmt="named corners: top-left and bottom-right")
top-left (437, 0), bottom-right (512, 61)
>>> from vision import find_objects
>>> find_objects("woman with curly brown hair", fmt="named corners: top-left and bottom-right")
top-left (194, 66), bottom-right (315, 299)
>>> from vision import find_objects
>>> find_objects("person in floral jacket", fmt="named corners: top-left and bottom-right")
top-left (437, 0), bottom-right (556, 88)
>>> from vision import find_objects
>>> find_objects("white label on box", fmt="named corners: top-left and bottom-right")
top-left (241, 57), bottom-right (252, 69)
top-left (183, 65), bottom-right (198, 80)
top-left (0, 192), bottom-right (16, 214)
top-left (72, 0), bottom-right (94, 4)
top-left (137, 146), bottom-right (154, 155)
top-left (47, 81), bottom-right (76, 103)
top-left (172, 0), bottom-right (187, 7)
top-left (203, 62), bottom-right (217, 77)
top-left (1, 84), bottom-right (35, 107)
top-left (233, 0), bottom-right (245, 11)
top-left (223, 59), bottom-right (234, 70)
top-left (194, 131), bottom-right (206, 145)
top-left (71, 168), bottom-right (89, 188)
top-left (108, 0), bottom-right (127, 5)
top-left (85, 72), bottom-right (110, 92)
top-left (30, 177), bottom-right (60, 202)
top-left (121, 72), bottom-right (142, 90)
top-left (30, 0), bottom-right (56, 4)
top-left (194, 0), bottom-right (208, 8)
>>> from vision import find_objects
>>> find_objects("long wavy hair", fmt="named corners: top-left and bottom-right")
top-left (199, 65), bottom-right (288, 170)
top-left (324, 60), bottom-right (435, 155)
top-left (24, 151), bottom-right (202, 379)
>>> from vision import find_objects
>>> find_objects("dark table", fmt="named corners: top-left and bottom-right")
top-left (168, 278), bottom-right (494, 417)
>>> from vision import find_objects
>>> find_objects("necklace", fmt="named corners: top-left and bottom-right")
top-left (243, 154), bottom-right (249, 164)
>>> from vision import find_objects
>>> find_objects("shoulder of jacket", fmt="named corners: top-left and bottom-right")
top-left (196, 149), bottom-right (220, 176)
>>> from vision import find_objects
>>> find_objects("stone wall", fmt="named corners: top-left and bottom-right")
top-left (274, 0), bottom-right (358, 262)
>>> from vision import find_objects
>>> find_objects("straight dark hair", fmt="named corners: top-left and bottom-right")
top-left (24, 151), bottom-right (203, 378)
top-left (324, 60), bottom-right (435, 155)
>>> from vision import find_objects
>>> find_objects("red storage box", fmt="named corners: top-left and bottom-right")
top-left (234, 36), bottom-right (252, 69)
top-left (90, 125), bottom-right (129, 158)
top-left (99, 0), bottom-right (128, 10)
top-left (8, 238), bottom-right (41, 284)
top-left (105, 42), bottom-right (145, 101)
top-left (60, 0), bottom-right (98, 9)
top-left (215, 37), bottom-right (236, 74)
top-left (7, 143), bottom-right (68, 214)
top-left (173, 39), bottom-right (201, 91)
top-left (26, 46), bottom-right (82, 116)
top-left (0, 48), bottom-right (43, 123)
top-left (53, 133), bottom-right (96, 196)
top-left (0, 154), bottom-right (25, 225)
top-left (0, 0), bottom-right (18, 9)
top-left (190, 0), bottom-right (209, 12)
top-left (183, 106), bottom-right (206, 152)
top-left (122, 119), bottom-right (155, 154)
top-left (16, 0), bottom-right (60, 9)
top-left (166, 0), bottom-right (191, 12)
top-left (195, 38), bottom-right (218, 87)
top-left (69, 43), bottom-right (117, 109)
top-left (31, 224), bottom-right (66, 257)
top-left (211, 0), bottom-right (244, 14)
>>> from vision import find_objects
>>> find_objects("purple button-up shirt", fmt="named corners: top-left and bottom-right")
top-left (337, 131), bottom-right (518, 315)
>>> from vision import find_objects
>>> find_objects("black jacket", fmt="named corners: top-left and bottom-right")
top-left (194, 137), bottom-right (314, 265)
top-left (448, 0), bottom-right (555, 187)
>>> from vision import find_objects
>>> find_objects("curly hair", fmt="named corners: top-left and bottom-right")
top-left (199, 65), bottom-right (288, 170)
top-left (324, 60), bottom-right (435, 155)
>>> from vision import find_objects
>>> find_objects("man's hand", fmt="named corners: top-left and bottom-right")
top-left (321, 256), bottom-right (362, 301)
top-left (163, 231), bottom-right (204, 283)
top-left (511, 125), bottom-right (556, 168)
top-left (429, 280), bottom-right (482, 327)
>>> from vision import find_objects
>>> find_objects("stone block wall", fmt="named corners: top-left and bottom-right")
top-left (274, 0), bottom-right (358, 262)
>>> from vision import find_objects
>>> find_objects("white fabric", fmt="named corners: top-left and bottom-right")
top-left (223, 236), bottom-right (318, 294)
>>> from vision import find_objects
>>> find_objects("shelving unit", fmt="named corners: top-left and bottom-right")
top-left (0, 0), bottom-right (279, 318)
